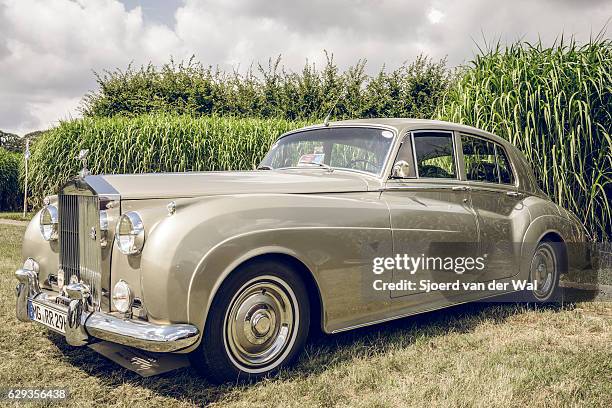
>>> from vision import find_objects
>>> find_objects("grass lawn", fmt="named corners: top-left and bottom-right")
top-left (0, 211), bottom-right (34, 221)
top-left (1, 223), bottom-right (610, 407)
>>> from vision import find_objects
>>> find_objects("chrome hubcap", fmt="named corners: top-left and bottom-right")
top-left (530, 244), bottom-right (556, 299)
top-left (224, 276), bottom-right (297, 370)
top-left (251, 310), bottom-right (272, 336)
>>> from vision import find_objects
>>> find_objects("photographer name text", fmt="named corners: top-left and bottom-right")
top-left (373, 279), bottom-right (538, 293)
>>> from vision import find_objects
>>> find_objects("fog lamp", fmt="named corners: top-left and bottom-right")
top-left (23, 258), bottom-right (39, 274)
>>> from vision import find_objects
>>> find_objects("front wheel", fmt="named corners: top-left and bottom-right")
top-left (190, 260), bottom-right (310, 383)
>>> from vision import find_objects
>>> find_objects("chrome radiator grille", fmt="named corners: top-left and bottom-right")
top-left (58, 194), bottom-right (102, 308)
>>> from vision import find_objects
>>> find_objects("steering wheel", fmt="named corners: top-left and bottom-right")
top-left (348, 158), bottom-right (378, 172)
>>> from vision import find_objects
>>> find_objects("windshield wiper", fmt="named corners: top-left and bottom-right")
top-left (257, 165), bottom-right (273, 170)
top-left (274, 163), bottom-right (335, 172)
top-left (305, 162), bottom-right (335, 172)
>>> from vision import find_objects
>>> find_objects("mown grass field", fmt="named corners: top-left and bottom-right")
top-left (1, 223), bottom-right (610, 407)
top-left (0, 212), bottom-right (34, 221)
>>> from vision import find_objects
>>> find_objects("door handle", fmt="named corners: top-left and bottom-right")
top-left (452, 186), bottom-right (469, 191)
top-left (506, 191), bottom-right (522, 197)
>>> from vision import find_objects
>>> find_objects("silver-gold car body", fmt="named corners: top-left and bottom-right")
top-left (15, 118), bottom-right (590, 381)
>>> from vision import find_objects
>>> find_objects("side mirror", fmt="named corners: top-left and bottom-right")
top-left (391, 160), bottom-right (410, 178)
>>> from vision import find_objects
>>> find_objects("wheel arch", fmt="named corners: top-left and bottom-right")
top-left (188, 245), bottom-right (325, 347)
top-left (519, 213), bottom-right (572, 278)
top-left (213, 252), bottom-right (324, 334)
top-left (537, 231), bottom-right (569, 275)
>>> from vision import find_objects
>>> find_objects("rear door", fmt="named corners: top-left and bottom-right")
top-left (459, 133), bottom-right (525, 281)
top-left (382, 130), bottom-right (479, 298)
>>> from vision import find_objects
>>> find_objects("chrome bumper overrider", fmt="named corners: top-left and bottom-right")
top-left (15, 268), bottom-right (199, 353)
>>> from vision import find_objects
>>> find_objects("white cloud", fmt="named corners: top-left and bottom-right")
top-left (0, 0), bottom-right (190, 134)
top-left (0, 0), bottom-right (610, 135)
top-left (427, 8), bottom-right (445, 24)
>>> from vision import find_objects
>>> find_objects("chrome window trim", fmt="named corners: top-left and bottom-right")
top-left (411, 132), bottom-right (419, 177)
top-left (410, 130), bottom-right (459, 180)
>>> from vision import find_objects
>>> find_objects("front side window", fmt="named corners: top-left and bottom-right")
top-left (413, 131), bottom-right (457, 178)
top-left (461, 134), bottom-right (514, 184)
top-left (259, 127), bottom-right (395, 176)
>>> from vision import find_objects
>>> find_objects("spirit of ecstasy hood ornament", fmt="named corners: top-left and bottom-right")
top-left (78, 149), bottom-right (90, 178)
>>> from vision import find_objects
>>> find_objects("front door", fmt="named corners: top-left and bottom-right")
top-left (383, 130), bottom-right (479, 299)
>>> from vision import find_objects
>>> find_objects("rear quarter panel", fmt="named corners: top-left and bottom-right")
top-left (520, 195), bottom-right (590, 279)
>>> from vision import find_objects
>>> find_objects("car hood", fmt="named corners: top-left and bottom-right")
top-left (92, 170), bottom-right (375, 199)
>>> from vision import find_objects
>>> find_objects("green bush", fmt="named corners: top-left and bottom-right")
top-left (26, 114), bottom-right (307, 208)
top-left (438, 38), bottom-right (612, 240)
top-left (1, 130), bottom-right (24, 152)
top-left (0, 147), bottom-right (22, 211)
top-left (81, 55), bottom-right (451, 121)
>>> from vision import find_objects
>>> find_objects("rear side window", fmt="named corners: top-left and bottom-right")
top-left (461, 134), bottom-right (514, 185)
top-left (413, 131), bottom-right (457, 179)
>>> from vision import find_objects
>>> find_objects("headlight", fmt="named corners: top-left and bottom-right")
top-left (115, 211), bottom-right (145, 255)
top-left (112, 280), bottom-right (132, 313)
top-left (39, 205), bottom-right (58, 241)
top-left (23, 258), bottom-right (39, 274)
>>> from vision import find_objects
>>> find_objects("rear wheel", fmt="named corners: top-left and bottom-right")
top-left (190, 260), bottom-right (310, 383)
top-left (528, 241), bottom-right (563, 303)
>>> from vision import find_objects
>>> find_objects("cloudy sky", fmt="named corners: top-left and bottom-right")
top-left (0, 0), bottom-right (610, 135)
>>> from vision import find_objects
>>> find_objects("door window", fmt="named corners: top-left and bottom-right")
top-left (461, 135), bottom-right (514, 184)
top-left (495, 146), bottom-right (514, 184)
top-left (413, 132), bottom-right (457, 179)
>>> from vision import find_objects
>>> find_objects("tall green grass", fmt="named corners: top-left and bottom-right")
top-left (0, 147), bottom-right (22, 211)
top-left (26, 115), bottom-right (306, 208)
top-left (438, 38), bottom-right (612, 240)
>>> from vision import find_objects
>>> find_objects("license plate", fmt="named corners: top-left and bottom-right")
top-left (28, 300), bottom-right (67, 334)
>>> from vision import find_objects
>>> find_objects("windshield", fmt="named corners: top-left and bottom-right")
top-left (259, 127), bottom-right (395, 176)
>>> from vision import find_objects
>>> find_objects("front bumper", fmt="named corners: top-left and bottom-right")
top-left (15, 268), bottom-right (199, 353)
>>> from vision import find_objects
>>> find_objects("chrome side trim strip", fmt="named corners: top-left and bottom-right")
top-left (331, 290), bottom-right (520, 334)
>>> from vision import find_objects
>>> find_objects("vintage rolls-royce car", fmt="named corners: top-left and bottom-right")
top-left (16, 119), bottom-right (590, 383)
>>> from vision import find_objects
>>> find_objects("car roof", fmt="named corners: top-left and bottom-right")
top-left (292, 118), bottom-right (511, 147)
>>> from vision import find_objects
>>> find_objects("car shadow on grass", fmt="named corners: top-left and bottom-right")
top-left (46, 301), bottom-right (569, 406)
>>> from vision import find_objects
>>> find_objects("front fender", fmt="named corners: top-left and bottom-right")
top-left (136, 192), bottom-right (391, 340)
top-left (21, 206), bottom-right (60, 288)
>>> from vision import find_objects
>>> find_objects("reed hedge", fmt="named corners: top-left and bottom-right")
top-left (26, 115), bottom-right (306, 208)
top-left (438, 38), bottom-right (611, 240)
top-left (0, 147), bottom-right (22, 211)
